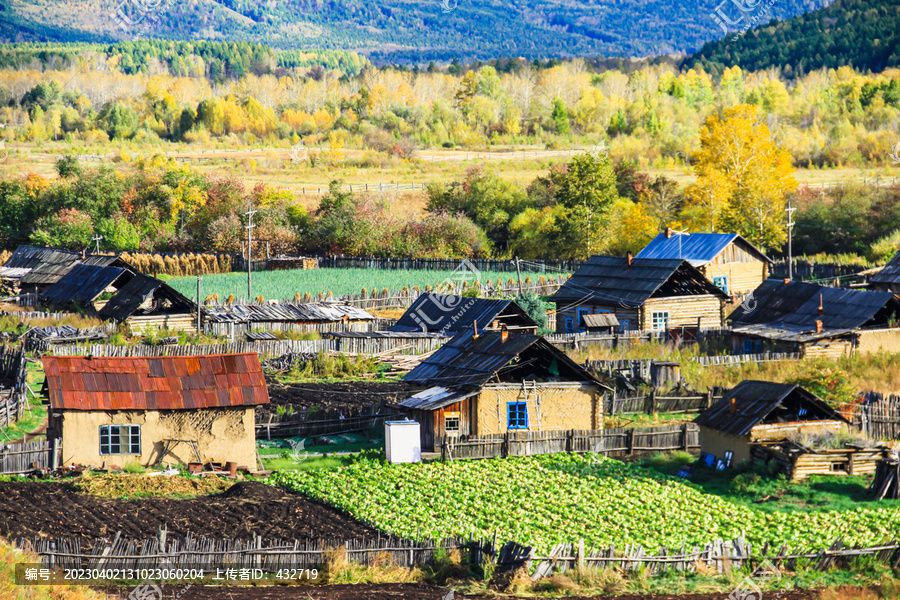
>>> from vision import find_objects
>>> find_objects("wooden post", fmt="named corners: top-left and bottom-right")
top-left (649, 388), bottom-right (657, 414)
top-left (682, 423), bottom-right (689, 451)
top-left (577, 538), bottom-right (584, 571)
top-left (706, 387), bottom-right (713, 410)
top-left (627, 429), bottom-right (634, 455)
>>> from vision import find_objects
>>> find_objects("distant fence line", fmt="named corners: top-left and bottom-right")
top-left (202, 317), bottom-right (398, 339)
top-left (584, 352), bottom-right (802, 381)
top-left (314, 255), bottom-right (581, 273)
top-left (47, 335), bottom-right (443, 359)
top-left (770, 259), bottom-right (868, 282)
top-left (418, 149), bottom-right (582, 162)
top-left (440, 424), bottom-right (700, 461)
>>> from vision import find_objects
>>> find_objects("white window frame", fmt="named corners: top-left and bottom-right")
top-left (713, 276), bottom-right (728, 294)
top-left (650, 311), bottom-right (670, 331)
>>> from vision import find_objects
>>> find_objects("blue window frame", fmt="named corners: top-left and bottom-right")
top-left (742, 340), bottom-right (753, 354)
top-left (713, 276), bottom-right (728, 294)
top-left (507, 402), bottom-right (528, 430)
top-left (564, 317), bottom-right (574, 333)
top-left (576, 307), bottom-right (590, 332)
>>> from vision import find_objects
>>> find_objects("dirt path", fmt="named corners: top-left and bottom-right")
top-left (96, 582), bottom-right (829, 600)
top-left (6, 417), bottom-right (47, 445)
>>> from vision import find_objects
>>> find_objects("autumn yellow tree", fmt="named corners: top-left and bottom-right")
top-left (684, 104), bottom-right (796, 251)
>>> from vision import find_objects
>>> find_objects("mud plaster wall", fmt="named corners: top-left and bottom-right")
top-left (474, 383), bottom-right (601, 434)
top-left (60, 407), bottom-right (257, 468)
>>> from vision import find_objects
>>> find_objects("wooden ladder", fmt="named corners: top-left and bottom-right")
top-left (521, 380), bottom-right (541, 431)
top-left (155, 439), bottom-right (202, 466)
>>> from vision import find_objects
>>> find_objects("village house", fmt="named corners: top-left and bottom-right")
top-left (548, 254), bottom-right (729, 333)
top-left (729, 279), bottom-right (900, 357)
top-left (40, 263), bottom-right (136, 311)
top-left (387, 293), bottom-right (538, 335)
top-left (203, 302), bottom-right (375, 340)
top-left (635, 230), bottom-right (771, 295)
top-left (98, 273), bottom-right (200, 334)
top-left (42, 353), bottom-right (268, 469)
top-left (394, 328), bottom-right (608, 451)
top-left (0, 245), bottom-right (134, 296)
top-left (692, 380), bottom-right (894, 480)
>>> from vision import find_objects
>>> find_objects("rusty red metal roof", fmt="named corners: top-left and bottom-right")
top-left (42, 353), bottom-right (269, 411)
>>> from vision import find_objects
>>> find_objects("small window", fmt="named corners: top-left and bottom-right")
top-left (742, 340), bottom-right (753, 354)
top-left (651, 311), bottom-right (669, 331)
top-left (564, 317), bottom-right (574, 333)
top-left (100, 425), bottom-right (141, 455)
top-left (507, 402), bottom-right (528, 430)
top-left (619, 320), bottom-right (630, 332)
top-left (444, 412), bottom-right (460, 433)
top-left (713, 276), bottom-right (728, 294)
top-left (576, 308), bottom-right (590, 332)
top-left (754, 340), bottom-right (762, 353)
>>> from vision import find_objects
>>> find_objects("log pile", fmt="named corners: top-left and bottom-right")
top-left (871, 457), bottom-right (900, 500)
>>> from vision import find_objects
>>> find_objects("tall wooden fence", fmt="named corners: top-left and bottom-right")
top-left (605, 391), bottom-right (716, 416)
top-left (770, 259), bottom-right (867, 282)
top-left (202, 317), bottom-right (397, 339)
top-left (0, 439), bottom-right (58, 474)
top-left (440, 424), bottom-right (699, 460)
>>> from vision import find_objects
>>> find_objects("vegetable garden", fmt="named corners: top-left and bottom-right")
top-left (270, 453), bottom-right (900, 553)
top-left (167, 267), bottom-right (552, 301)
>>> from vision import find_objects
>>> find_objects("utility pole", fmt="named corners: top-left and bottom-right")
top-left (196, 275), bottom-right (202, 336)
top-left (785, 202), bottom-right (796, 281)
top-left (245, 200), bottom-right (257, 301)
top-left (91, 235), bottom-right (103, 254)
top-left (514, 256), bottom-right (524, 295)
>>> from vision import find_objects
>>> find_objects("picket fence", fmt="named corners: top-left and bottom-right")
top-left (0, 439), bottom-right (59, 474)
top-left (16, 533), bottom-right (900, 576)
top-left (856, 393), bottom-right (900, 441)
top-left (440, 424), bottom-right (699, 460)
top-left (202, 317), bottom-right (397, 339)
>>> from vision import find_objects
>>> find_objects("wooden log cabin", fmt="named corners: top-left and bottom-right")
top-left (548, 254), bottom-right (728, 333)
top-left (729, 279), bottom-right (900, 357)
top-left (393, 328), bottom-right (609, 451)
top-left (98, 274), bottom-right (200, 335)
top-left (635, 230), bottom-right (771, 295)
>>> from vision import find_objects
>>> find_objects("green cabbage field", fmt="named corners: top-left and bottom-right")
top-left (270, 454), bottom-right (900, 552)
top-left (167, 267), bottom-right (552, 300)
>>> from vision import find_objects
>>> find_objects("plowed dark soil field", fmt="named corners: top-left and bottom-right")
top-left (0, 481), bottom-right (378, 545)
top-left (259, 381), bottom-right (410, 417)
top-left (97, 582), bottom-right (830, 600)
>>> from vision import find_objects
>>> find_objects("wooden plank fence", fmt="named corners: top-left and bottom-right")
top-left (202, 317), bottom-right (397, 339)
top-left (585, 352), bottom-right (801, 380)
top-left (17, 533), bottom-right (898, 576)
top-left (0, 345), bottom-right (27, 428)
top-left (440, 424), bottom-right (699, 460)
top-left (605, 390), bottom-right (717, 416)
top-left (855, 392), bottom-right (900, 441)
top-left (0, 439), bottom-right (59, 474)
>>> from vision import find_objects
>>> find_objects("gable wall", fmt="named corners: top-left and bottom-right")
top-left (641, 295), bottom-right (724, 329)
top-left (474, 382), bottom-right (602, 435)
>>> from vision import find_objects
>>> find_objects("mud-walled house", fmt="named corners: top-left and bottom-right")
top-left (393, 328), bottom-right (609, 451)
top-left (42, 353), bottom-right (268, 469)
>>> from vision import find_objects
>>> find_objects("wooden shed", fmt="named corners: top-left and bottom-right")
top-left (694, 380), bottom-right (850, 468)
top-left (98, 273), bottom-right (199, 334)
top-left (394, 329), bottom-right (609, 451)
top-left (549, 254), bottom-right (728, 333)
top-left (636, 230), bottom-right (771, 295)
top-left (42, 353), bottom-right (268, 469)
top-left (389, 294), bottom-right (538, 335)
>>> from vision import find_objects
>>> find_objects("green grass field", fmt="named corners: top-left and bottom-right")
top-left (168, 267), bottom-right (557, 301)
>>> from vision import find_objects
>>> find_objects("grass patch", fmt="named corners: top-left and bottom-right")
top-left (271, 351), bottom-right (391, 382)
top-left (0, 397), bottom-right (46, 444)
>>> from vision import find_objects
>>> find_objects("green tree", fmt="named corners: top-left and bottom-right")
top-left (551, 96), bottom-right (570, 135)
top-left (556, 152), bottom-right (619, 258)
top-left (99, 101), bottom-right (138, 140)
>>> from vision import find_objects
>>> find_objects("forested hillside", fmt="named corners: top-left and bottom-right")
top-left (0, 0), bottom-right (830, 62)
top-left (688, 0), bottom-right (900, 77)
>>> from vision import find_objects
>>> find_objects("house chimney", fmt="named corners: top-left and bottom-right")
top-left (665, 227), bottom-right (673, 239)
top-left (500, 325), bottom-right (509, 342)
top-left (818, 293), bottom-right (824, 315)
top-left (730, 397), bottom-right (736, 414)
top-left (815, 319), bottom-right (823, 333)
top-left (472, 320), bottom-right (479, 340)
top-left (626, 251), bottom-right (633, 267)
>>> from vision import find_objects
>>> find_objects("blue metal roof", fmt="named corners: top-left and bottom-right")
top-left (636, 232), bottom-right (770, 266)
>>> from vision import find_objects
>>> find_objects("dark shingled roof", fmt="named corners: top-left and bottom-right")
top-left (549, 256), bottom-right (728, 307)
top-left (41, 264), bottom-right (133, 305)
top-left (403, 329), bottom-right (598, 390)
top-left (729, 280), bottom-right (900, 341)
top-left (42, 353), bottom-right (269, 411)
top-left (636, 232), bottom-right (771, 267)
top-left (869, 249), bottom-right (900, 286)
top-left (205, 302), bottom-right (374, 323)
top-left (389, 294), bottom-right (537, 333)
top-left (694, 380), bottom-right (848, 437)
top-left (98, 274), bottom-right (196, 321)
